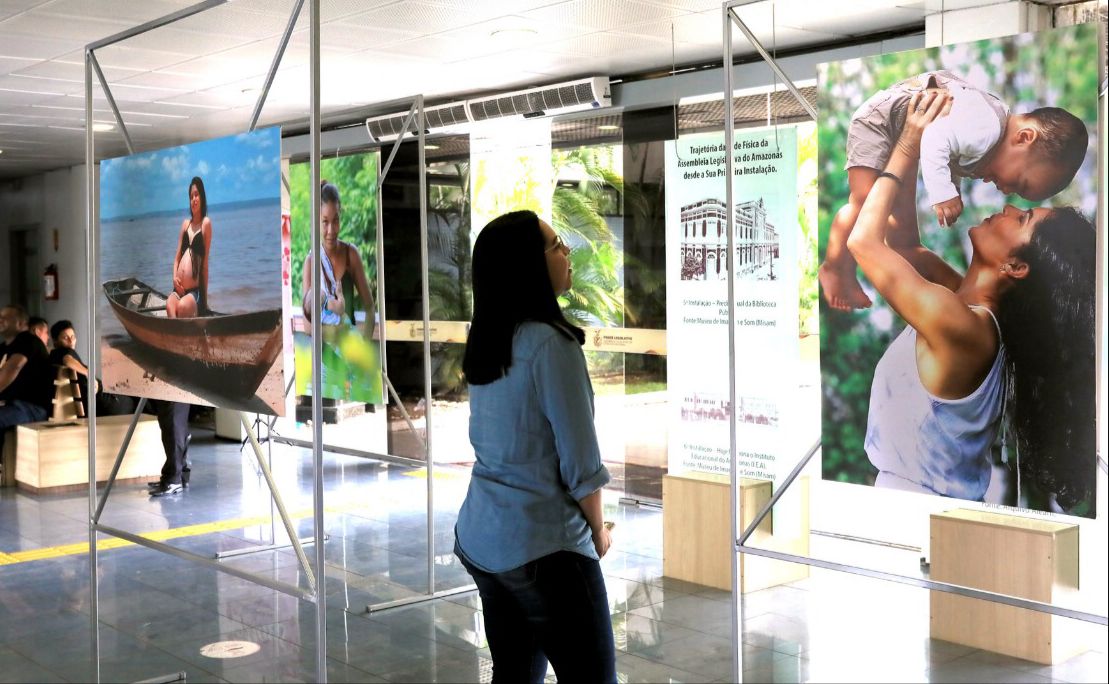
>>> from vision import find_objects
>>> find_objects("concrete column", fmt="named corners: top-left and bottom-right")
top-left (925, 0), bottom-right (1052, 47)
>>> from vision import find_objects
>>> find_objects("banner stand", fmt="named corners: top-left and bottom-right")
top-left (721, 2), bottom-right (1107, 682)
top-left (84, 1), bottom-right (331, 682)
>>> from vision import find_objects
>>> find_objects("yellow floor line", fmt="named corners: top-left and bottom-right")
top-left (0, 493), bottom-right (452, 567)
top-left (0, 506), bottom-right (330, 566)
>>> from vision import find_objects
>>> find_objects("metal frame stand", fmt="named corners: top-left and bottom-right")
top-left (721, 1), bottom-right (1108, 681)
top-left (360, 96), bottom-right (477, 614)
top-left (85, 1), bottom-right (330, 682)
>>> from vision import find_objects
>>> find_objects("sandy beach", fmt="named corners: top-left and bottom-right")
top-left (101, 337), bottom-right (287, 416)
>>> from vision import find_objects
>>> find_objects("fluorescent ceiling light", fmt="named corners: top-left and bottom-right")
top-left (597, 125), bottom-right (619, 131)
top-left (92, 122), bottom-right (115, 132)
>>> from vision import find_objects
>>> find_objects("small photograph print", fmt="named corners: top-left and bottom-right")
top-left (679, 198), bottom-right (780, 281)
top-left (681, 392), bottom-right (779, 427)
top-left (99, 127), bottom-right (286, 415)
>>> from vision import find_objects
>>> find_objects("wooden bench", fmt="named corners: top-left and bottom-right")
top-left (6, 414), bottom-right (163, 494)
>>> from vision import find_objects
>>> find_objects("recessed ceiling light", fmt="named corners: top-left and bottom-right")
top-left (597, 125), bottom-right (619, 131)
top-left (92, 122), bottom-right (115, 132)
top-left (424, 144), bottom-right (440, 150)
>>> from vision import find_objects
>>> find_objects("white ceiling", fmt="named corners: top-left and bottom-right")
top-left (0, 0), bottom-right (1059, 179)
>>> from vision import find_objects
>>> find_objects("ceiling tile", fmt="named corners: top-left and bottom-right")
top-left (0, 55), bottom-right (38, 77)
top-left (39, 0), bottom-right (197, 22)
top-left (91, 44), bottom-right (196, 71)
top-left (105, 25), bottom-right (259, 56)
top-left (0, 73), bottom-right (85, 95)
top-left (2, 11), bottom-right (134, 44)
top-left (339, 1), bottom-right (491, 34)
top-left (287, 22), bottom-right (420, 52)
top-left (168, 5), bottom-right (299, 41)
top-left (522, 0), bottom-right (689, 32)
top-left (0, 33), bottom-right (76, 60)
top-left (11, 51), bottom-right (143, 82)
top-left (0, 0), bottom-right (50, 22)
top-left (230, 0), bottom-right (395, 23)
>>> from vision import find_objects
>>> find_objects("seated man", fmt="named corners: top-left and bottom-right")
top-left (1, 305), bottom-right (54, 453)
top-left (28, 316), bottom-right (50, 350)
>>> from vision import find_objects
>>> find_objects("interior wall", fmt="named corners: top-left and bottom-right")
top-left (0, 166), bottom-right (93, 362)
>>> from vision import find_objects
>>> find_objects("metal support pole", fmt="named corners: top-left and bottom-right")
top-left (735, 543), bottom-right (1109, 626)
top-left (92, 398), bottom-right (148, 523)
top-left (722, 7), bottom-right (741, 683)
top-left (239, 413), bottom-right (316, 587)
top-left (93, 523), bottom-right (316, 600)
top-left (737, 438), bottom-right (820, 546)
top-left (87, 0), bottom-right (227, 51)
top-left (726, 4), bottom-right (818, 121)
top-left (366, 584), bottom-right (477, 614)
top-left (249, 0), bottom-right (305, 132)
top-left (84, 47), bottom-right (101, 684)
top-left (88, 52), bottom-right (134, 155)
top-left (416, 97), bottom-right (436, 596)
top-left (308, 0), bottom-right (327, 680)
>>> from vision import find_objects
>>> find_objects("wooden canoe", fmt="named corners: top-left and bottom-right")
top-left (103, 277), bottom-right (282, 397)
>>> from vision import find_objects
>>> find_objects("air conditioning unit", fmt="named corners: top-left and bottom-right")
top-left (466, 76), bottom-right (610, 122)
top-left (363, 76), bottom-right (612, 143)
top-left (364, 102), bottom-right (472, 143)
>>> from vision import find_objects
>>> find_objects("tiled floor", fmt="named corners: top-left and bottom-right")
top-left (1, 429), bottom-right (1105, 683)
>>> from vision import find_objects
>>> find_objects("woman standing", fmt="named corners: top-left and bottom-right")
top-left (301, 180), bottom-right (375, 328)
top-left (167, 176), bottom-right (211, 318)
top-left (455, 210), bottom-right (616, 683)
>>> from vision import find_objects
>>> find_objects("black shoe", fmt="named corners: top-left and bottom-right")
top-left (150, 483), bottom-right (184, 497)
top-left (148, 480), bottom-right (188, 490)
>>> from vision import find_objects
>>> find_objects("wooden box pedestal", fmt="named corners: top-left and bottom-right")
top-left (13, 415), bottom-right (163, 494)
top-left (662, 472), bottom-right (809, 592)
top-left (930, 509), bottom-right (1084, 665)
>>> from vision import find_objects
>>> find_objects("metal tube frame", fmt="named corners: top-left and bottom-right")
top-left (721, 9), bottom-right (1108, 684)
top-left (358, 96), bottom-right (479, 615)
top-left (85, 1), bottom-right (329, 681)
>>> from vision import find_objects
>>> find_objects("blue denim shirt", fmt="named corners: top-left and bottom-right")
top-left (455, 321), bottom-right (611, 573)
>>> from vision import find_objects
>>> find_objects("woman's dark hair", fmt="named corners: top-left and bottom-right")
top-left (462, 210), bottom-right (583, 385)
top-left (188, 176), bottom-right (207, 219)
top-left (321, 180), bottom-right (341, 210)
top-left (50, 319), bottom-right (74, 342)
top-left (996, 207), bottom-right (1096, 512)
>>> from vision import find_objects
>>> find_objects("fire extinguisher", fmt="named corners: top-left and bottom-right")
top-left (44, 263), bottom-right (59, 301)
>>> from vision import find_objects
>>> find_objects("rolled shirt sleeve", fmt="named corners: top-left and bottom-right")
top-left (531, 332), bottom-right (611, 501)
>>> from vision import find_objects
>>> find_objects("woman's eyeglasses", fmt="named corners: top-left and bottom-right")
top-left (545, 234), bottom-right (570, 254)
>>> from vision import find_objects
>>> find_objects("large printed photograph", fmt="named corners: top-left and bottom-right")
top-left (100, 127), bottom-right (287, 414)
top-left (818, 25), bottom-right (1099, 517)
top-left (288, 152), bottom-right (383, 406)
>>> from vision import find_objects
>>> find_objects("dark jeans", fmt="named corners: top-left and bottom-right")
top-left (456, 546), bottom-right (617, 684)
top-left (152, 401), bottom-right (190, 485)
top-left (0, 400), bottom-right (49, 453)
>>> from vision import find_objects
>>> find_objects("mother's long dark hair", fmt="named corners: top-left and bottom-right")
top-left (463, 210), bottom-right (584, 385)
top-left (996, 207), bottom-right (1096, 513)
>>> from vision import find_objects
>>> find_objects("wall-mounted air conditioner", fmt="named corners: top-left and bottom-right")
top-left (466, 76), bottom-right (610, 122)
top-left (364, 102), bottom-right (472, 143)
top-left (363, 76), bottom-right (611, 143)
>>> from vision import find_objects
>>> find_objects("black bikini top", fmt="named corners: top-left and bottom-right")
top-left (178, 225), bottom-right (206, 278)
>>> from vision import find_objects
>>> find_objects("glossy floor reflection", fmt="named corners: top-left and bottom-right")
top-left (1, 429), bottom-right (1105, 683)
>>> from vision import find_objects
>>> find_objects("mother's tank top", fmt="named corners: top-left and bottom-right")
top-left (864, 306), bottom-right (1006, 501)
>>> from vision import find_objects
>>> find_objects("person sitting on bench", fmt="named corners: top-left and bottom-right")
top-left (0, 305), bottom-right (53, 453)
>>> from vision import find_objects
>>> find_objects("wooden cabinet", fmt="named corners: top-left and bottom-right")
top-left (930, 509), bottom-right (1084, 664)
top-left (662, 472), bottom-right (809, 591)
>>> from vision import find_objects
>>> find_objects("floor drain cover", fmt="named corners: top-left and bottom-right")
top-left (199, 640), bottom-right (261, 659)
